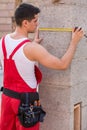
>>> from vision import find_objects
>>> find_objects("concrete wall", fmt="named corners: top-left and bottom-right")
top-left (25, 1), bottom-right (87, 130)
top-left (0, 0), bottom-right (87, 130)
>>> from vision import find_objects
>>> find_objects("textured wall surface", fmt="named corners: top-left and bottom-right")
top-left (25, 1), bottom-right (87, 130)
top-left (0, 0), bottom-right (87, 130)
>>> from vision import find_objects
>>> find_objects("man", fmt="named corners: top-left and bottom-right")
top-left (0, 3), bottom-right (84, 130)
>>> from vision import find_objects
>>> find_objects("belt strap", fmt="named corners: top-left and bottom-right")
top-left (3, 88), bottom-right (20, 99)
top-left (2, 87), bottom-right (39, 104)
top-left (0, 86), bottom-right (3, 91)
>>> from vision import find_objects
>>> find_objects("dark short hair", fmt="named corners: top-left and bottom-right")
top-left (14, 3), bottom-right (40, 26)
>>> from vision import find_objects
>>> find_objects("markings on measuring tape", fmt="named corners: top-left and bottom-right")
top-left (39, 28), bottom-right (72, 32)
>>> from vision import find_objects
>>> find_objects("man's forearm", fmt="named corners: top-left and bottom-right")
top-left (60, 41), bottom-right (77, 69)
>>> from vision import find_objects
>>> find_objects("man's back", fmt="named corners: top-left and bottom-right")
top-left (0, 34), bottom-right (37, 89)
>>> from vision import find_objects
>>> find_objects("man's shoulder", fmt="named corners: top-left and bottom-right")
top-left (24, 41), bottom-right (45, 55)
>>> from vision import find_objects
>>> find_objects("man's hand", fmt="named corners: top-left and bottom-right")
top-left (71, 27), bottom-right (84, 45)
top-left (33, 28), bottom-right (43, 44)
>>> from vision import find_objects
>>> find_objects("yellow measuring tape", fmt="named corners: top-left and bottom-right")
top-left (39, 27), bottom-right (87, 38)
top-left (39, 27), bottom-right (72, 32)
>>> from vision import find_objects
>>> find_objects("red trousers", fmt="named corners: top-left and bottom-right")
top-left (1, 94), bottom-right (39, 130)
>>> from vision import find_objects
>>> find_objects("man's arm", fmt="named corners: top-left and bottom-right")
top-left (23, 27), bottom-right (84, 70)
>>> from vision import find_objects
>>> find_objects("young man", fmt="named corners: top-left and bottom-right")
top-left (0, 3), bottom-right (84, 130)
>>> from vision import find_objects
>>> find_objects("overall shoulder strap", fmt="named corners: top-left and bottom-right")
top-left (2, 36), bottom-right (7, 59)
top-left (9, 39), bottom-right (30, 59)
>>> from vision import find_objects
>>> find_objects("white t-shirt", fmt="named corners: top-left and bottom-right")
top-left (0, 34), bottom-right (37, 89)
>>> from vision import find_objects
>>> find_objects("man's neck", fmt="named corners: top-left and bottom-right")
top-left (11, 27), bottom-right (28, 39)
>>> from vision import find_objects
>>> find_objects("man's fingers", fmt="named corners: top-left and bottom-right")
top-left (73, 27), bottom-right (82, 32)
top-left (35, 27), bottom-right (39, 39)
top-left (74, 27), bottom-right (78, 32)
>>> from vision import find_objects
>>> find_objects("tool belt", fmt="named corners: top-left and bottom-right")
top-left (1, 87), bottom-right (46, 128)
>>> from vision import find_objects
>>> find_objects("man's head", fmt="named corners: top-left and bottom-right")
top-left (14, 3), bottom-right (40, 32)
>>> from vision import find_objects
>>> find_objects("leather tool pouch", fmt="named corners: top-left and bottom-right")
top-left (2, 88), bottom-right (46, 128)
top-left (18, 92), bottom-right (46, 128)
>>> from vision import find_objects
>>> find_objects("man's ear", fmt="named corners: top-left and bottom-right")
top-left (22, 20), bottom-right (29, 27)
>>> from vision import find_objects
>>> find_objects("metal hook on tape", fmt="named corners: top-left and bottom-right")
top-left (39, 27), bottom-right (87, 38)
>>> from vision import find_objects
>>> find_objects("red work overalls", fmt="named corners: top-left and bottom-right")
top-left (1, 37), bottom-right (42, 130)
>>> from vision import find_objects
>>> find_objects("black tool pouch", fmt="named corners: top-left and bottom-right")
top-left (18, 92), bottom-right (46, 128)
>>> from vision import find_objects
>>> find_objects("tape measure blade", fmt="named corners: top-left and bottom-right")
top-left (39, 28), bottom-right (72, 32)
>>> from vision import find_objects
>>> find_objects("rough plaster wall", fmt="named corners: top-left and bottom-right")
top-left (23, 0), bottom-right (87, 130)
top-left (69, 1), bottom-right (87, 130)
